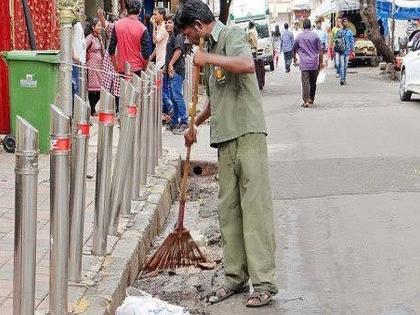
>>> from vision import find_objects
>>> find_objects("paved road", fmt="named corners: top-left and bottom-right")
top-left (209, 64), bottom-right (420, 315)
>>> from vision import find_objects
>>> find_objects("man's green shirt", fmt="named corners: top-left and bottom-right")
top-left (205, 21), bottom-right (267, 147)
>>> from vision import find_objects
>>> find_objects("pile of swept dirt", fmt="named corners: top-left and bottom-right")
top-left (134, 175), bottom-right (224, 315)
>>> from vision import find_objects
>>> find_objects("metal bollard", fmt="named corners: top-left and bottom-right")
top-left (139, 74), bottom-right (151, 192)
top-left (109, 82), bottom-right (138, 235)
top-left (146, 69), bottom-right (156, 177)
top-left (131, 74), bottom-right (143, 200)
top-left (92, 89), bottom-right (115, 256)
top-left (58, 22), bottom-right (73, 117)
top-left (121, 82), bottom-right (139, 217)
top-left (13, 117), bottom-right (39, 315)
top-left (125, 62), bottom-right (133, 81)
top-left (153, 73), bottom-right (160, 166)
top-left (79, 65), bottom-right (87, 101)
top-left (50, 105), bottom-right (71, 315)
top-left (157, 70), bottom-right (163, 158)
top-left (68, 96), bottom-right (90, 283)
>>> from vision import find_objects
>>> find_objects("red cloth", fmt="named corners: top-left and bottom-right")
top-left (114, 17), bottom-right (147, 73)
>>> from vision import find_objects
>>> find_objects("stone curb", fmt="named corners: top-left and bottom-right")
top-left (75, 156), bottom-right (181, 315)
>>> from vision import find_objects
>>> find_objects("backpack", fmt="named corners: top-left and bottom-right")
top-left (334, 30), bottom-right (346, 54)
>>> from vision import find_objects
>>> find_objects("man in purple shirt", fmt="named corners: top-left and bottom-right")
top-left (292, 19), bottom-right (324, 108)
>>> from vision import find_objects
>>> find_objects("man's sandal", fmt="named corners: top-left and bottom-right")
top-left (246, 290), bottom-right (273, 308)
top-left (208, 285), bottom-right (249, 304)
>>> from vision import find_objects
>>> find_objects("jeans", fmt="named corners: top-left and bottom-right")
top-left (162, 74), bottom-right (173, 115)
top-left (169, 73), bottom-right (188, 127)
top-left (72, 66), bottom-right (80, 96)
top-left (338, 54), bottom-right (349, 82)
top-left (283, 51), bottom-right (293, 71)
top-left (301, 70), bottom-right (319, 103)
top-left (334, 52), bottom-right (340, 75)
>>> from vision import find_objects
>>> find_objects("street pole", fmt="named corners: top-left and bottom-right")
top-left (13, 117), bottom-right (39, 315)
top-left (131, 74), bottom-right (143, 200)
top-left (109, 82), bottom-right (139, 235)
top-left (49, 105), bottom-right (71, 315)
top-left (92, 89), bottom-right (115, 256)
top-left (139, 73), bottom-right (151, 197)
top-left (157, 70), bottom-right (163, 159)
top-left (69, 96), bottom-right (90, 283)
top-left (57, 2), bottom-right (77, 117)
top-left (146, 68), bottom-right (156, 177)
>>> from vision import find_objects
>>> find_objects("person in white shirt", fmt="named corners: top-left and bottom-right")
top-left (72, 8), bottom-right (87, 98)
top-left (150, 7), bottom-right (169, 69)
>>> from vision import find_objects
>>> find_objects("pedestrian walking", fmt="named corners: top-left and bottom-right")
top-left (247, 21), bottom-right (265, 91)
top-left (164, 14), bottom-right (188, 134)
top-left (86, 18), bottom-right (104, 115)
top-left (98, 9), bottom-right (121, 113)
top-left (108, 0), bottom-right (152, 76)
top-left (72, 8), bottom-right (86, 99)
top-left (150, 7), bottom-right (169, 69)
top-left (314, 19), bottom-right (328, 55)
top-left (273, 25), bottom-right (281, 67)
top-left (292, 18), bottom-right (324, 108)
top-left (176, 0), bottom-right (278, 307)
top-left (281, 23), bottom-right (294, 72)
top-left (330, 17), bottom-right (343, 78)
top-left (334, 17), bottom-right (354, 86)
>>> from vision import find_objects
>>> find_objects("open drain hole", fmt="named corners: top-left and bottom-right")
top-left (192, 166), bottom-right (203, 176)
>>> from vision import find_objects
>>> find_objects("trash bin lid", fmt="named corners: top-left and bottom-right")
top-left (5, 50), bottom-right (60, 64)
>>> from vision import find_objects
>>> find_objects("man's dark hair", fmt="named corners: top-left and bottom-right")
top-left (284, 23), bottom-right (289, 30)
top-left (175, 0), bottom-right (215, 30)
top-left (249, 20), bottom-right (255, 29)
top-left (126, 0), bottom-right (141, 15)
top-left (166, 13), bottom-right (175, 22)
top-left (303, 18), bottom-right (311, 29)
top-left (155, 7), bottom-right (166, 18)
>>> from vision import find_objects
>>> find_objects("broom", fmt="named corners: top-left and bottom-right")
top-left (144, 38), bottom-right (207, 272)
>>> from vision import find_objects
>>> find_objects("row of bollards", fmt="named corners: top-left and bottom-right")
top-left (13, 61), bottom-right (165, 314)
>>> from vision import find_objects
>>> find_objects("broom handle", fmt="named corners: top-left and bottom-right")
top-left (176, 38), bottom-right (204, 230)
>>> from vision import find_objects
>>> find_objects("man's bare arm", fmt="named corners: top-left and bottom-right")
top-left (194, 51), bottom-right (255, 74)
top-left (195, 101), bottom-right (211, 127)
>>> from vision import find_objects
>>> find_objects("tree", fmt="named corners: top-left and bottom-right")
top-left (359, 0), bottom-right (395, 63)
top-left (219, 0), bottom-right (232, 25)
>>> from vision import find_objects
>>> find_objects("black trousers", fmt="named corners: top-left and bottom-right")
top-left (88, 91), bottom-right (100, 115)
top-left (301, 70), bottom-right (319, 103)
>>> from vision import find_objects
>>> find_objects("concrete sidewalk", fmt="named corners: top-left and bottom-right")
top-left (0, 117), bottom-right (211, 313)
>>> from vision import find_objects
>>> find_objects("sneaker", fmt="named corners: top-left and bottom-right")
top-left (172, 124), bottom-right (188, 135)
top-left (336, 73), bottom-right (340, 78)
top-left (340, 80), bottom-right (344, 86)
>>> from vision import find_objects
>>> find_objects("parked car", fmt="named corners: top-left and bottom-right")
top-left (400, 39), bottom-right (420, 102)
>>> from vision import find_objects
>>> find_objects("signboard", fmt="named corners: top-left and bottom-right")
top-left (231, 0), bottom-right (268, 21)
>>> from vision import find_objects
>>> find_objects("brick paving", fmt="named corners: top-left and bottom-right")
top-left (0, 122), bottom-right (117, 313)
top-left (0, 102), bottom-right (216, 313)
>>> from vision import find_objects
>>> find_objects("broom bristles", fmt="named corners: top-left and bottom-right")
top-left (144, 229), bottom-right (207, 272)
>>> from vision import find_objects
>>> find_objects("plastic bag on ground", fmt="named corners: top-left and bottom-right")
top-left (317, 69), bottom-right (327, 85)
top-left (115, 290), bottom-right (190, 315)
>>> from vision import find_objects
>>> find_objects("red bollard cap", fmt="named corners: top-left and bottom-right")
top-left (98, 112), bottom-right (115, 124)
top-left (51, 138), bottom-right (71, 152)
top-left (127, 105), bottom-right (137, 117)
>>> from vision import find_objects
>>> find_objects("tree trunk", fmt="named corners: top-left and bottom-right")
top-left (219, 0), bottom-right (232, 25)
top-left (359, 0), bottom-right (395, 63)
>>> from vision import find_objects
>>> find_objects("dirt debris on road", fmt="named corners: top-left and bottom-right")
top-left (135, 175), bottom-right (225, 315)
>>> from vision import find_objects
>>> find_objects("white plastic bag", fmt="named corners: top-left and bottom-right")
top-left (317, 69), bottom-right (327, 85)
top-left (116, 291), bottom-right (190, 315)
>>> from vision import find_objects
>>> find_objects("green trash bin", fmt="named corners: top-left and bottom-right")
top-left (6, 50), bottom-right (60, 153)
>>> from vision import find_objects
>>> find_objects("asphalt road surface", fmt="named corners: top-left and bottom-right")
top-left (209, 64), bottom-right (420, 315)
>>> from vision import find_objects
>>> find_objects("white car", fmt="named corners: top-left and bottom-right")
top-left (400, 39), bottom-right (420, 101)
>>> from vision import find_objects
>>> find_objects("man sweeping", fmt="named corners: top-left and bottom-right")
top-left (175, 0), bottom-right (278, 308)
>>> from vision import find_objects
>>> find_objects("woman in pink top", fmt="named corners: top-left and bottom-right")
top-left (86, 18), bottom-right (104, 116)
